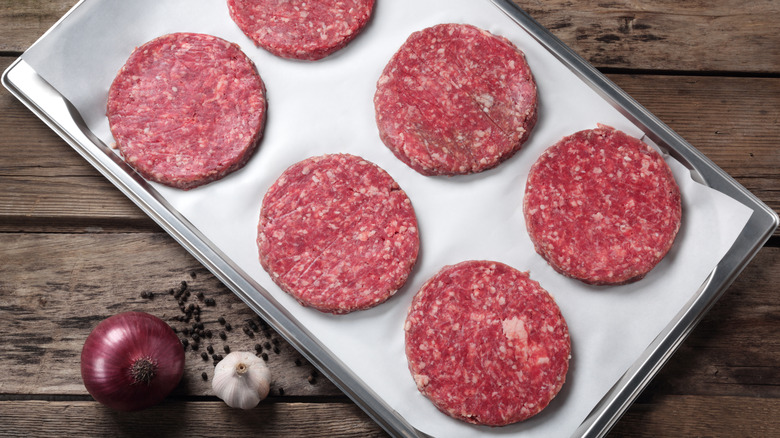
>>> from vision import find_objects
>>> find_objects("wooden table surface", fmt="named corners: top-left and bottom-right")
top-left (1, 1), bottom-right (778, 436)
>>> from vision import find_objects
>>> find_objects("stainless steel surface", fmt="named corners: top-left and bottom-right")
top-left (4, 1), bottom-right (778, 436)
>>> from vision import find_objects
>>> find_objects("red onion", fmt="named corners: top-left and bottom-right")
top-left (81, 311), bottom-right (185, 411)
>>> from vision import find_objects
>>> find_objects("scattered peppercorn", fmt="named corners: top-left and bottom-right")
top-left (273, 346), bottom-right (281, 354)
top-left (207, 345), bottom-right (214, 354)
top-left (263, 342), bottom-right (271, 350)
top-left (205, 329), bottom-right (212, 338)
top-left (224, 323), bottom-right (232, 331)
top-left (219, 331), bottom-right (227, 340)
top-left (261, 353), bottom-right (268, 361)
top-left (218, 316), bottom-right (226, 325)
top-left (223, 345), bottom-right (230, 354)
top-left (201, 352), bottom-right (209, 361)
top-left (202, 372), bottom-right (208, 381)
top-left (205, 298), bottom-right (216, 307)
top-left (196, 291), bottom-right (205, 301)
top-left (191, 342), bottom-right (199, 351)
top-left (181, 338), bottom-right (189, 348)
top-left (278, 387), bottom-right (285, 396)
top-left (254, 344), bottom-right (262, 352)
top-left (294, 359), bottom-right (302, 367)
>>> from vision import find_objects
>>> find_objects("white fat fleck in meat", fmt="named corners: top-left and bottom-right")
top-left (474, 93), bottom-right (495, 109)
top-left (502, 316), bottom-right (529, 344)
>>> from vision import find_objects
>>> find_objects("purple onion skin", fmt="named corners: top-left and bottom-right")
top-left (81, 311), bottom-right (185, 412)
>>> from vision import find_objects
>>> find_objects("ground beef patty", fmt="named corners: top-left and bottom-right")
top-left (524, 125), bottom-right (682, 285)
top-left (405, 260), bottom-right (570, 426)
top-left (107, 33), bottom-right (266, 190)
top-left (227, 0), bottom-right (375, 60)
top-left (374, 23), bottom-right (537, 176)
top-left (257, 154), bottom-right (419, 314)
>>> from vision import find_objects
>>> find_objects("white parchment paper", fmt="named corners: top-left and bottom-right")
top-left (22, 0), bottom-right (753, 436)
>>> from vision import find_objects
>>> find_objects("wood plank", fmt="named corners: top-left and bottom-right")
top-left (0, 232), bottom-right (341, 397)
top-left (0, 395), bottom-right (777, 437)
top-left (1, 233), bottom-right (777, 400)
top-left (2, 1), bottom-right (778, 73)
top-left (613, 395), bottom-right (780, 437)
top-left (0, 400), bottom-right (387, 437)
top-left (517, 0), bottom-right (780, 73)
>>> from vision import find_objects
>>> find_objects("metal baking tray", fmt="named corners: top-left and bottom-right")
top-left (4, 0), bottom-right (777, 436)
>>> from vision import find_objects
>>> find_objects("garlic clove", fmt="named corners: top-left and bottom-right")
top-left (212, 351), bottom-right (272, 409)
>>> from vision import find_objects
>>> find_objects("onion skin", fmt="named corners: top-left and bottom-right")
top-left (80, 311), bottom-right (185, 412)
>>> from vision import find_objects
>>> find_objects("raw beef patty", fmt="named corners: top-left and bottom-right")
top-left (523, 125), bottom-right (682, 285)
top-left (257, 154), bottom-right (419, 314)
top-left (405, 260), bottom-right (570, 426)
top-left (107, 33), bottom-right (266, 190)
top-left (227, 0), bottom-right (375, 60)
top-left (374, 23), bottom-right (537, 176)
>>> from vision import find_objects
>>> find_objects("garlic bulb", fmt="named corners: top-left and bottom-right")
top-left (212, 351), bottom-right (271, 409)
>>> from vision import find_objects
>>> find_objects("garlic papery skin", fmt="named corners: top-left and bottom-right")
top-left (212, 351), bottom-right (271, 409)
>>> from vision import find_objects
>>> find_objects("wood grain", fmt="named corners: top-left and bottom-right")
top-left (0, 400), bottom-right (387, 437)
top-left (516, 0), bottom-right (780, 73)
top-left (2, 0), bottom-right (778, 73)
top-left (612, 395), bottom-right (780, 437)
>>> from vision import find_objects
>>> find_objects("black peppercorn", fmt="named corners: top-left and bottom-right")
top-left (218, 316), bottom-right (226, 325)
top-left (207, 345), bottom-right (214, 354)
top-left (294, 359), bottom-right (302, 366)
top-left (201, 372), bottom-right (208, 381)
top-left (219, 331), bottom-right (227, 340)
top-left (254, 344), bottom-right (262, 352)
top-left (223, 345), bottom-right (230, 354)
top-left (278, 387), bottom-right (284, 396)
top-left (225, 323), bottom-right (232, 331)
top-left (201, 352), bottom-right (209, 361)
top-left (273, 346), bottom-right (281, 354)
top-left (261, 353), bottom-right (268, 361)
